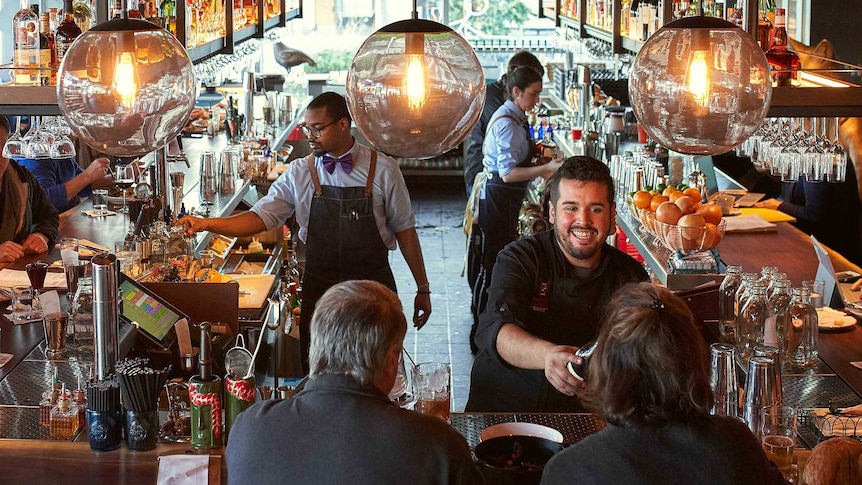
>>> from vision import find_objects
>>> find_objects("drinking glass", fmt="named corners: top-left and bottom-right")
top-left (709, 343), bottom-right (738, 417)
top-left (2, 116), bottom-right (26, 159)
top-left (91, 189), bottom-right (109, 215)
top-left (10, 285), bottom-right (41, 321)
top-left (761, 406), bottom-right (797, 479)
top-left (114, 164), bottom-right (136, 214)
top-left (802, 280), bottom-right (825, 309)
top-left (412, 362), bottom-right (451, 422)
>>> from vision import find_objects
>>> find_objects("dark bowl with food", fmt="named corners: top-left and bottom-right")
top-left (474, 435), bottom-right (564, 485)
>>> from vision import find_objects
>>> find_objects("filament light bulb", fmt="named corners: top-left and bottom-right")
top-left (404, 54), bottom-right (427, 110)
top-left (686, 50), bottom-right (710, 103)
top-left (113, 51), bottom-right (139, 109)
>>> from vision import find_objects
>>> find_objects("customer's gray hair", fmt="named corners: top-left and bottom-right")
top-left (309, 280), bottom-right (407, 385)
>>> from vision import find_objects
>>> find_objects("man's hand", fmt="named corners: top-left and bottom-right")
top-left (0, 241), bottom-right (25, 262)
top-left (413, 292), bottom-right (431, 329)
top-left (177, 215), bottom-right (207, 237)
top-left (21, 233), bottom-right (49, 254)
top-left (544, 345), bottom-right (585, 397)
top-left (83, 157), bottom-right (114, 189)
top-left (754, 198), bottom-right (781, 210)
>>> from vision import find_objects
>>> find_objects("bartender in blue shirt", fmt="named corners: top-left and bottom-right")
top-left (178, 92), bottom-right (432, 373)
top-left (470, 66), bottom-right (563, 349)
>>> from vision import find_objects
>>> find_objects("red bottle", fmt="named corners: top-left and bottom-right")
top-left (765, 8), bottom-right (801, 87)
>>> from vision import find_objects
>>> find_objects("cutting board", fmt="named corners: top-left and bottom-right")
top-left (231, 274), bottom-right (277, 309)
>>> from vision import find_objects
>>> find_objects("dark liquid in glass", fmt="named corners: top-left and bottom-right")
top-left (26, 262), bottom-right (49, 290)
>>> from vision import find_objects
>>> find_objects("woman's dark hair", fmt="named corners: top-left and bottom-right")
top-left (505, 66), bottom-right (543, 101)
top-left (507, 51), bottom-right (545, 76)
top-left (546, 156), bottom-right (615, 207)
top-left (307, 91), bottom-right (352, 124)
top-left (581, 282), bottom-right (713, 428)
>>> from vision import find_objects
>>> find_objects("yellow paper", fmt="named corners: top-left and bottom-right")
top-left (738, 208), bottom-right (797, 223)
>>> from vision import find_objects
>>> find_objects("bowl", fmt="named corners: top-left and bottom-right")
top-left (474, 435), bottom-right (564, 485)
top-left (652, 218), bottom-right (726, 253)
top-left (480, 422), bottom-right (564, 443)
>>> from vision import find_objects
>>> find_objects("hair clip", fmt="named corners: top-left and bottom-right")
top-left (651, 297), bottom-right (665, 310)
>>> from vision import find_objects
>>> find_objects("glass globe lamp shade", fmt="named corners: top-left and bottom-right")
top-left (628, 17), bottom-right (772, 155)
top-left (57, 19), bottom-right (196, 157)
top-left (346, 19), bottom-right (486, 159)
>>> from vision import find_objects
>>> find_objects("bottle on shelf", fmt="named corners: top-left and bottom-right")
top-left (756, 0), bottom-right (774, 51)
top-left (38, 12), bottom-right (56, 86)
top-left (54, 0), bottom-right (81, 66)
top-left (765, 8), bottom-right (801, 87)
top-left (13, 0), bottom-right (40, 86)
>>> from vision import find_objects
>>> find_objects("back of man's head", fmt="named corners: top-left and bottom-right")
top-left (307, 91), bottom-right (353, 124)
top-left (547, 156), bottom-right (616, 207)
top-left (507, 50), bottom-right (545, 77)
top-left (309, 280), bottom-right (407, 385)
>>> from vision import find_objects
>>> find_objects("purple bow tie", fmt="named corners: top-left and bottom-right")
top-left (322, 153), bottom-right (353, 174)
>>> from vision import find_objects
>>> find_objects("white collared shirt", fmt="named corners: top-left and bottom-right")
top-left (250, 140), bottom-right (416, 248)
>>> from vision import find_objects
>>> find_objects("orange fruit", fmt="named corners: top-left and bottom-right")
top-left (669, 191), bottom-right (686, 203)
top-left (678, 213), bottom-right (706, 241)
top-left (662, 186), bottom-right (677, 197)
top-left (674, 195), bottom-right (699, 215)
top-left (696, 203), bottom-right (723, 225)
top-left (655, 201), bottom-right (683, 225)
top-left (632, 191), bottom-right (652, 210)
top-left (650, 194), bottom-right (670, 212)
top-left (683, 187), bottom-right (703, 201)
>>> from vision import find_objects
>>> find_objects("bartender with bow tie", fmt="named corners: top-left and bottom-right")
top-left (179, 92), bottom-right (432, 372)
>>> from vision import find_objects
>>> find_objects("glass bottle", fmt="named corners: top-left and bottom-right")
top-left (38, 12), bottom-right (56, 86)
top-left (765, 8), bottom-right (801, 87)
top-left (765, 278), bottom-right (791, 354)
top-left (71, 277), bottom-right (95, 362)
top-left (788, 287), bottom-right (818, 365)
top-left (756, 0), bottom-right (773, 51)
top-left (50, 387), bottom-right (80, 438)
top-left (13, 0), bottom-right (40, 86)
top-left (736, 281), bottom-right (769, 366)
top-left (735, 272), bottom-right (759, 316)
top-left (55, 0), bottom-right (82, 65)
top-left (718, 265), bottom-right (743, 344)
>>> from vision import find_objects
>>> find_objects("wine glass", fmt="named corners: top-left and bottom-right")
top-left (114, 163), bottom-right (136, 214)
top-left (826, 117), bottom-right (848, 183)
top-left (25, 261), bottom-right (49, 320)
top-left (2, 116), bottom-right (26, 159)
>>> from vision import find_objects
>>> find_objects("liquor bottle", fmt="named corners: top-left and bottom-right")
top-left (55, 0), bottom-right (82, 67)
top-left (112, 0), bottom-right (124, 19)
top-left (13, 0), bottom-right (40, 86)
top-left (756, 0), bottom-right (773, 50)
top-left (718, 265), bottom-right (742, 344)
top-left (50, 386), bottom-right (80, 438)
top-left (765, 8), bottom-right (801, 87)
top-left (736, 280), bottom-right (769, 366)
top-left (788, 287), bottom-right (818, 365)
top-left (38, 13), bottom-right (56, 86)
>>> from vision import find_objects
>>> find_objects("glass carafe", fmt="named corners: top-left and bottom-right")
top-left (788, 287), bottom-right (818, 365)
top-left (736, 281), bottom-right (769, 366)
top-left (718, 265), bottom-right (743, 344)
top-left (765, 278), bottom-right (791, 355)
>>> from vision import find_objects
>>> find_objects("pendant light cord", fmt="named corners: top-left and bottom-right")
top-left (412, 0), bottom-right (419, 20)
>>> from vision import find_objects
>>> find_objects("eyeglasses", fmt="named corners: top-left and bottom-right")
top-left (299, 119), bottom-right (339, 138)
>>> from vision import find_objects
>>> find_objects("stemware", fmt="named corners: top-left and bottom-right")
top-left (2, 116), bottom-right (26, 159)
top-left (826, 117), bottom-right (848, 183)
top-left (114, 164), bottom-right (136, 214)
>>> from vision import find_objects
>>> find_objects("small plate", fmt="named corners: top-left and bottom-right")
top-left (480, 422), bottom-right (564, 443)
top-left (723, 209), bottom-right (742, 217)
top-left (817, 307), bottom-right (858, 331)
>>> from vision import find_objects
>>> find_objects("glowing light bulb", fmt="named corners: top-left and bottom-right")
top-left (113, 51), bottom-right (139, 109)
top-left (404, 54), bottom-right (427, 110)
top-left (686, 50), bottom-right (710, 104)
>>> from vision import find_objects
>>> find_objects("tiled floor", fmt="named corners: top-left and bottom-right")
top-left (390, 178), bottom-right (474, 411)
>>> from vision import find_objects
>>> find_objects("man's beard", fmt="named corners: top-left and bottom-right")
top-left (555, 225), bottom-right (604, 262)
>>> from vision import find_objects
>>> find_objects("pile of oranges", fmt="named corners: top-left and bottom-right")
top-left (631, 185), bottom-right (725, 252)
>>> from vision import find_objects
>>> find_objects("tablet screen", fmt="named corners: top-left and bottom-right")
top-left (120, 278), bottom-right (184, 342)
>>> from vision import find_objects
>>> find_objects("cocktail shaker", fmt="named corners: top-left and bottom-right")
top-left (91, 254), bottom-right (119, 380)
top-left (743, 356), bottom-right (779, 435)
top-left (190, 322), bottom-right (223, 449)
top-left (709, 343), bottom-right (738, 417)
top-left (200, 151), bottom-right (218, 204)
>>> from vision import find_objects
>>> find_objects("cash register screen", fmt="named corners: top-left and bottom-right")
top-left (119, 276), bottom-right (184, 343)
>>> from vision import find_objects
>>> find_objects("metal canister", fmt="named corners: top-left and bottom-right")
top-left (189, 376), bottom-right (223, 449)
top-left (225, 375), bottom-right (255, 440)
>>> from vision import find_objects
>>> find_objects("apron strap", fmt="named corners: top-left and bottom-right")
top-left (306, 154), bottom-right (322, 196)
top-left (364, 151), bottom-right (378, 198)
